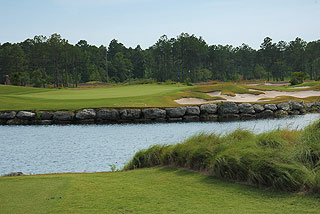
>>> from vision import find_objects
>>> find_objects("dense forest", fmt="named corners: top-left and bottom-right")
top-left (0, 33), bottom-right (320, 87)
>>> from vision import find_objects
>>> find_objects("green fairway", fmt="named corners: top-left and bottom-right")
top-left (0, 84), bottom-right (191, 110)
top-left (1, 167), bottom-right (319, 214)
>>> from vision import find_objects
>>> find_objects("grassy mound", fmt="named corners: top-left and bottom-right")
top-left (192, 83), bottom-right (264, 96)
top-left (125, 121), bottom-right (320, 193)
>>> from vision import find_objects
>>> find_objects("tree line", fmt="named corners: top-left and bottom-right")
top-left (0, 33), bottom-right (320, 87)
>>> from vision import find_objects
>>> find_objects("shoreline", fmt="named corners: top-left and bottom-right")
top-left (0, 101), bottom-right (318, 125)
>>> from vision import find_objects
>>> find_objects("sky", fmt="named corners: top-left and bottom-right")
top-left (0, 0), bottom-right (319, 49)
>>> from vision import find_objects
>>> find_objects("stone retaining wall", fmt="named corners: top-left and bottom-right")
top-left (0, 101), bottom-right (319, 125)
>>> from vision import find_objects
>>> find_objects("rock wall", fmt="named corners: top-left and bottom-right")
top-left (0, 101), bottom-right (318, 125)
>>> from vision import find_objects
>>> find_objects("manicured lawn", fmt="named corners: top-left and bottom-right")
top-left (1, 167), bottom-right (319, 214)
top-left (0, 84), bottom-right (191, 110)
top-left (1, 82), bottom-right (320, 111)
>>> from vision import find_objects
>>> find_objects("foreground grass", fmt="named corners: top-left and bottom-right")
top-left (1, 167), bottom-right (320, 214)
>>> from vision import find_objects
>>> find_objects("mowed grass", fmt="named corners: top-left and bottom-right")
top-left (0, 84), bottom-right (191, 110)
top-left (1, 167), bottom-right (320, 214)
top-left (2, 81), bottom-right (320, 111)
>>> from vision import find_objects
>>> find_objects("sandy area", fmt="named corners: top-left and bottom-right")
top-left (175, 89), bottom-right (320, 104)
top-left (246, 83), bottom-right (289, 87)
top-left (174, 98), bottom-right (211, 105)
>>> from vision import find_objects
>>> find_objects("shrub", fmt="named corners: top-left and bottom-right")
top-left (290, 72), bottom-right (307, 85)
top-left (184, 77), bottom-right (193, 86)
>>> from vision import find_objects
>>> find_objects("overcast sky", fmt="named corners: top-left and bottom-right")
top-left (0, 0), bottom-right (319, 49)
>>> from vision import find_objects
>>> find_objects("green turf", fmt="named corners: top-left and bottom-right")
top-left (1, 167), bottom-right (319, 214)
top-left (1, 82), bottom-right (320, 111)
top-left (0, 84), bottom-right (191, 110)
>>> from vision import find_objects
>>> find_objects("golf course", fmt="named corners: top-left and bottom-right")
top-left (1, 81), bottom-right (320, 111)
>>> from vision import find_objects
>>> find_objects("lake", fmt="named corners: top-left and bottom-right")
top-left (1, 113), bottom-right (319, 175)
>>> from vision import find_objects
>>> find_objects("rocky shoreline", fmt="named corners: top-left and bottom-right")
top-left (0, 101), bottom-right (318, 125)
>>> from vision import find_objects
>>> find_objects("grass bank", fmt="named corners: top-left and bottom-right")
top-left (125, 120), bottom-right (320, 193)
top-left (1, 167), bottom-right (320, 214)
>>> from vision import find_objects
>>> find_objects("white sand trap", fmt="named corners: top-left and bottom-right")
top-left (174, 98), bottom-right (211, 105)
top-left (292, 86), bottom-right (311, 89)
top-left (175, 89), bottom-right (320, 105)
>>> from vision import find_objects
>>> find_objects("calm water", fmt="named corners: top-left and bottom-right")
top-left (1, 114), bottom-right (320, 175)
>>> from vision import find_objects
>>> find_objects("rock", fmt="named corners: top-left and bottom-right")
top-left (142, 108), bottom-right (166, 119)
top-left (257, 110), bottom-right (274, 118)
top-left (168, 117), bottom-right (183, 122)
top-left (154, 118), bottom-right (167, 123)
top-left (274, 110), bottom-right (289, 118)
top-left (75, 109), bottom-right (96, 120)
top-left (277, 103), bottom-right (290, 111)
top-left (120, 109), bottom-right (141, 120)
top-left (16, 111), bottom-right (36, 120)
top-left (253, 104), bottom-right (264, 113)
top-left (186, 106), bottom-right (200, 115)
top-left (40, 112), bottom-right (54, 120)
top-left (300, 109), bottom-right (307, 115)
top-left (219, 114), bottom-right (240, 121)
top-left (166, 107), bottom-right (186, 118)
top-left (238, 103), bottom-right (255, 114)
top-left (53, 111), bottom-right (75, 121)
top-left (183, 115), bottom-right (200, 122)
top-left (0, 119), bottom-right (7, 125)
top-left (240, 114), bottom-right (256, 120)
top-left (264, 104), bottom-right (277, 111)
top-left (200, 114), bottom-right (218, 121)
top-left (7, 118), bottom-right (34, 125)
top-left (289, 101), bottom-right (305, 111)
top-left (53, 120), bottom-right (74, 125)
top-left (200, 104), bottom-right (217, 114)
top-left (76, 119), bottom-right (95, 124)
top-left (0, 111), bottom-right (16, 119)
top-left (305, 102), bottom-right (314, 108)
top-left (218, 102), bottom-right (239, 114)
top-left (134, 118), bottom-right (152, 123)
top-left (289, 110), bottom-right (300, 115)
top-left (96, 109), bottom-right (119, 120)
top-left (35, 120), bottom-right (53, 125)
top-left (4, 172), bottom-right (24, 176)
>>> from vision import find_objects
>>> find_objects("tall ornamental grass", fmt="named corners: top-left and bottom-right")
top-left (124, 121), bottom-right (320, 193)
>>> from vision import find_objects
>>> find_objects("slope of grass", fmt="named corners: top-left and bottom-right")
top-left (125, 121), bottom-right (320, 193)
top-left (1, 167), bottom-right (319, 214)
top-left (192, 83), bottom-right (264, 96)
top-left (248, 81), bottom-right (320, 92)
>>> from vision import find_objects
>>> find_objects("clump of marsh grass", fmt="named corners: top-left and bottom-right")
top-left (124, 121), bottom-right (320, 193)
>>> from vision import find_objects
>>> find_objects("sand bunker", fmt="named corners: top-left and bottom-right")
top-left (175, 98), bottom-right (211, 105)
top-left (175, 89), bottom-right (320, 105)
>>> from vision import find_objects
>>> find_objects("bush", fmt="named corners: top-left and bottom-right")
top-left (290, 72), bottom-right (307, 85)
top-left (184, 77), bottom-right (193, 86)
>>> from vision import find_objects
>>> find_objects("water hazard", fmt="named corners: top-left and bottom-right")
top-left (1, 113), bottom-right (320, 175)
